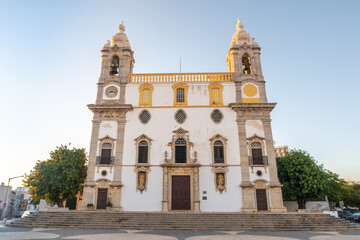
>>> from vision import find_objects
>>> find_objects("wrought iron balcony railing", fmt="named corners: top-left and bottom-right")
top-left (128, 72), bottom-right (233, 83)
top-left (96, 156), bottom-right (115, 165)
top-left (248, 156), bottom-right (268, 166)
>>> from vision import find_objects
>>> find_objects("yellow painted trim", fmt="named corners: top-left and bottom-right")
top-left (208, 82), bottom-right (224, 106)
top-left (243, 83), bottom-right (258, 97)
top-left (172, 82), bottom-right (189, 106)
top-left (133, 105), bottom-right (229, 109)
top-left (243, 98), bottom-right (260, 103)
top-left (139, 83), bottom-right (154, 107)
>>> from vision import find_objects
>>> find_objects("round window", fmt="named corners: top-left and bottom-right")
top-left (211, 109), bottom-right (223, 123)
top-left (256, 170), bottom-right (262, 177)
top-left (139, 110), bottom-right (151, 124)
top-left (101, 170), bottom-right (107, 176)
top-left (175, 109), bottom-right (187, 124)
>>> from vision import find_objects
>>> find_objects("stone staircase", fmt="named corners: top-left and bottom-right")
top-left (7, 211), bottom-right (360, 231)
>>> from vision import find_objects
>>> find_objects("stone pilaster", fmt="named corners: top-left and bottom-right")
top-left (162, 167), bottom-right (169, 211)
top-left (193, 167), bottom-right (200, 212)
top-left (236, 118), bottom-right (256, 212)
top-left (85, 118), bottom-right (101, 185)
top-left (262, 118), bottom-right (286, 212)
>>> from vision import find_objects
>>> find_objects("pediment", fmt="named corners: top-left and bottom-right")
top-left (209, 134), bottom-right (228, 142)
top-left (98, 135), bottom-right (116, 141)
top-left (134, 134), bottom-right (153, 142)
top-left (172, 127), bottom-right (188, 134)
top-left (246, 134), bottom-right (265, 140)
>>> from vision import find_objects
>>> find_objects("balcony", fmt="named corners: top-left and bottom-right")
top-left (128, 72), bottom-right (233, 83)
top-left (96, 156), bottom-right (115, 165)
top-left (248, 156), bottom-right (268, 166)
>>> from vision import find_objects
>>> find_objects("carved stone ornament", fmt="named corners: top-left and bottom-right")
top-left (211, 167), bottom-right (229, 194)
top-left (134, 167), bottom-right (151, 193)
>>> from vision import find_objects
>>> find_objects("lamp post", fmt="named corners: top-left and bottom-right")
top-left (2, 175), bottom-right (24, 215)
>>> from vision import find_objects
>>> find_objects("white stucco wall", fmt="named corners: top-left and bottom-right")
top-left (121, 166), bottom-right (163, 211)
top-left (94, 166), bottom-right (114, 182)
top-left (200, 167), bottom-right (242, 212)
top-left (97, 121), bottom-right (118, 155)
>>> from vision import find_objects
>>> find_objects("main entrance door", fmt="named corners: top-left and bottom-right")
top-left (171, 176), bottom-right (190, 210)
top-left (256, 189), bottom-right (268, 211)
top-left (97, 188), bottom-right (108, 209)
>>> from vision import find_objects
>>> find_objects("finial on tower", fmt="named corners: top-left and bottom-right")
top-left (236, 19), bottom-right (244, 31)
top-left (118, 21), bottom-right (125, 33)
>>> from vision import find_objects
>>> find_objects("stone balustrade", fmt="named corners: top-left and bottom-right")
top-left (128, 72), bottom-right (233, 83)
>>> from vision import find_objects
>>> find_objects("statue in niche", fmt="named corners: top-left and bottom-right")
top-left (138, 172), bottom-right (146, 193)
top-left (216, 173), bottom-right (225, 193)
top-left (242, 57), bottom-right (251, 74)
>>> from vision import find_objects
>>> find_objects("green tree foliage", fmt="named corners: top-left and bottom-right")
top-left (24, 145), bottom-right (87, 207)
top-left (276, 149), bottom-right (340, 209)
top-left (342, 184), bottom-right (360, 208)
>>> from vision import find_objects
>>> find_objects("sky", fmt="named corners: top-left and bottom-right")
top-left (0, 0), bottom-right (359, 188)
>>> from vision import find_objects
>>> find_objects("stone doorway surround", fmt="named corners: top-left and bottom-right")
top-left (161, 164), bottom-right (200, 212)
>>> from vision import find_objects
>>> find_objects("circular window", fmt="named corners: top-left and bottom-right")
top-left (101, 170), bottom-right (107, 176)
top-left (211, 109), bottom-right (223, 123)
top-left (256, 170), bottom-right (262, 177)
top-left (175, 109), bottom-right (187, 124)
top-left (139, 110), bottom-right (151, 124)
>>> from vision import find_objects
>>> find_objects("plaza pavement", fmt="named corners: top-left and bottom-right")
top-left (0, 225), bottom-right (360, 240)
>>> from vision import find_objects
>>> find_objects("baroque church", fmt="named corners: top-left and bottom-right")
top-left (81, 20), bottom-right (286, 212)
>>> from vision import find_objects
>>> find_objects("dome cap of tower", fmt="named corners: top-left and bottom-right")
top-left (111, 21), bottom-right (131, 48)
top-left (230, 19), bottom-right (250, 46)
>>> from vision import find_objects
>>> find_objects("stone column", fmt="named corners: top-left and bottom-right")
top-left (262, 118), bottom-right (286, 212)
top-left (237, 118), bottom-right (256, 212)
top-left (96, 83), bottom-right (104, 105)
top-left (193, 167), bottom-right (200, 212)
top-left (162, 167), bottom-right (169, 211)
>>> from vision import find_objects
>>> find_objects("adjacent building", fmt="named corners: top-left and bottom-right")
top-left (81, 20), bottom-right (286, 212)
top-left (274, 145), bottom-right (289, 157)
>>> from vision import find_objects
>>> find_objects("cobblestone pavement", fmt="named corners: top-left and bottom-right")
top-left (0, 226), bottom-right (360, 240)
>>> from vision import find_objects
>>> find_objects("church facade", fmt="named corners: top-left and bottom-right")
top-left (81, 20), bottom-right (286, 212)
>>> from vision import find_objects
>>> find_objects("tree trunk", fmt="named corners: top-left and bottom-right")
top-left (297, 198), bottom-right (307, 209)
top-left (56, 199), bottom-right (64, 208)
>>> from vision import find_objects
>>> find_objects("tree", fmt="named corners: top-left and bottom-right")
top-left (342, 184), bottom-right (360, 208)
top-left (24, 145), bottom-right (87, 207)
top-left (276, 149), bottom-right (339, 209)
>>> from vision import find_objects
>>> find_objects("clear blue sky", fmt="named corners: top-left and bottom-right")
top-left (1, 0), bottom-right (359, 187)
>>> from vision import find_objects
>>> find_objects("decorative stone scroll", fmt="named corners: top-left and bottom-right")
top-left (211, 167), bottom-right (229, 194)
top-left (134, 166), bottom-right (151, 193)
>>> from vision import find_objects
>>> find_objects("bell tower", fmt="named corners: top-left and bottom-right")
top-left (228, 19), bottom-right (286, 212)
top-left (81, 22), bottom-right (134, 211)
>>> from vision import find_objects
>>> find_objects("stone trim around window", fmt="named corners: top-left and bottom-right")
top-left (164, 127), bottom-right (197, 164)
top-left (208, 82), bottom-right (224, 106)
top-left (98, 135), bottom-right (116, 158)
top-left (209, 134), bottom-right (228, 165)
top-left (172, 82), bottom-right (189, 106)
top-left (139, 83), bottom-right (154, 107)
top-left (134, 134), bottom-right (153, 166)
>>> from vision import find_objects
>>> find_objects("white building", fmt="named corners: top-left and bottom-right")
top-left (81, 20), bottom-right (286, 212)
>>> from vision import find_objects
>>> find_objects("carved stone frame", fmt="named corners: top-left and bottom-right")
top-left (133, 166), bottom-right (151, 193)
top-left (247, 134), bottom-right (267, 172)
top-left (134, 134), bottom-right (152, 166)
top-left (93, 178), bottom-right (123, 211)
top-left (165, 128), bottom-right (197, 164)
top-left (211, 167), bottom-right (229, 194)
top-left (139, 83), bottom-right (154, 107)
top-left (253, 179), bottom-right (269, 212)
top-left (208, 82), bottom-right (224, 106)
top-left (172, 82), bottom-right (189, 106)
top-left (97, 135), bottom-right (116, 172)
top-left (209, 134), bottom-right (228, 165)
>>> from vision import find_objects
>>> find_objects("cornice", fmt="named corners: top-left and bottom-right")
top-left (229, 103), bottom-right (276, 112)
top-left (88, 104), bottom-right (133, 113)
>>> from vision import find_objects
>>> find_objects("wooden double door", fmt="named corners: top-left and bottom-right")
top-left (171, 176), bottom-right (191, 210)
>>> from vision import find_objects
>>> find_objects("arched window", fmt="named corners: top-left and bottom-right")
top-left (138, 141), bottom-right (148, 163)
top-left (109, 56), bottom-right (119, 76)
top-left (139, 83), bottom-right (154, 107)
top-left (208, 82), bottom-right (223, 106)
top-left (101, 143), bottom-right (112, 164)
top-left (242, 55), bottom-right (251, 75)
top-left (251, 142), bottom-right (263, 164)
top-left (214, 140), bottom-right (224, 163)
top-left (175, 138), bottom-right (187, 163)
top-left (176, 88), bottom-right (185, 103)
